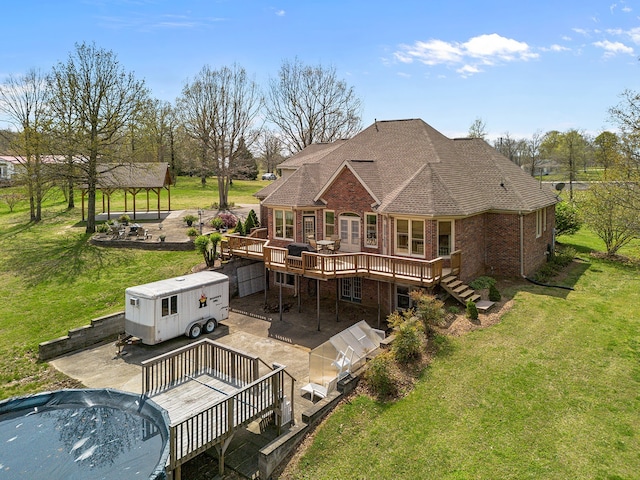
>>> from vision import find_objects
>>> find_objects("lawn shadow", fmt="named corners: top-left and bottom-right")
top-left (5, 232), bottom-right (116, 287)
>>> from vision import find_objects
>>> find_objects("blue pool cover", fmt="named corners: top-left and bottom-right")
top-left (0, 388), bottom-right (170, 479)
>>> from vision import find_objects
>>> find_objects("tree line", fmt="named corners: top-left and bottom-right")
top-left (0, 42), bottom-right (363, 232)
top-left (468, 90), bottom-right (640, 256)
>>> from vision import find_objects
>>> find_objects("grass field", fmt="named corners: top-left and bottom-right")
top-left (0, 177), bottom-right (262, 400)
top-left (285, 233), bottom-right (640, 479)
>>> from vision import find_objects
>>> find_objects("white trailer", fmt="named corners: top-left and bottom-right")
top-left (124, 271), bottom-right (229, 345)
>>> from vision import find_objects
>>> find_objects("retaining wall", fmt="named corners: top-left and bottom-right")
top-left (38, 312), bottom-right (125, 361)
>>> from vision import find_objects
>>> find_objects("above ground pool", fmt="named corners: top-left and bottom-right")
top-left (0, 389), bottom-right (169, 480)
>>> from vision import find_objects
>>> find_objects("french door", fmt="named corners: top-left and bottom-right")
top-left (339, 215), bottom-right (361, 252)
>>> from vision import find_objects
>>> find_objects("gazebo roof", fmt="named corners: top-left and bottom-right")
top-left (95, 163), bottom-right (172, 189)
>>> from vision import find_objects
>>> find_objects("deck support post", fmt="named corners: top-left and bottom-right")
top-left (215, 434), bottom-right (235, 476)
top-left (335, 280), bottom-right (339, 322)
top-left (297, 275), bottom-right (301, 312)
top-left (264, 266), bottom-right (268, 304)
top-left (317, 279), bottom-right (320, 331)
top-left (377, 281), bottom-right (381, 329)
top-left (279, 281), bottom-right (283, 321)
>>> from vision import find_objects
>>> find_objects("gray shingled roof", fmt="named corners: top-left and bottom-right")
top-left (95, 163), bottom-right (171, 189)
top-left (259, 119), bottom-right (558, 216)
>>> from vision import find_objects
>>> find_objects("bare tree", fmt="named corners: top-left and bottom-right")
top-left (468, 117), bottom-right (488, 140)
top-left (527, 131), bottom-right (543, 177)
top-left (48, 42), bottom-right (148, 233)
top-left (266, 58), bottom-right (362, 154)
top-left (257, 129), bottom-right (285, 173)
top-left (494, 132), bottom-right (526, 166)
top-left (0, 69), bottom-right (50, 221)
top-left (178, 64), bottom-right (262, 209)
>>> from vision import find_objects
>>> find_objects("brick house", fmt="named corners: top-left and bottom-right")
top-left (231, 119), bottom-right (557, 317)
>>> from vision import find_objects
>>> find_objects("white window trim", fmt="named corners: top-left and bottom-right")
top-left (275, 272), bottom-right (296, 288)
top-left (274, 208), bottom-right (294, 240)
top-left (394, 217), bottom-right (425, 258)
top-left (365, 213), bottom-right (378, 248)
top-left (536, 209), bottom-right (544, 238)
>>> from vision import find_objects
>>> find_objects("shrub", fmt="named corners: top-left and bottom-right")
top-left (186, 227), bottom-right (198, 237)
top-left (466, 300), bottom-right (478, 320)
top-left (118, 214), bottom-right (130, 224)
top-left (216, 212), bottom-right (237, 229)
top-left (410, 290), bottom-right (446, 333)
top-left (555, 200), bottom-right (582, 236)
top-left (364, 352), bottom-right (396, 397)
top-left (195, 233), bottom-right (222, 267)
top-left (469, 276), bottom-right (496, 290)
top-left (245, 209), bottom-right (259, 231)
top-left (488, 283), bottom-right (501, 302)
top-left (234, 220), bottom-right (245, 236)
top-left (211, 217), bottom-right (225, 230)
top-left (96, 223), bottom-right (110, 233)
top-left (447, 305), bottom-right (460, 315)
top-left (392, 316), bottom-right (424, 364)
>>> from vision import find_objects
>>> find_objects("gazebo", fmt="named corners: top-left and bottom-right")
top-left (81, 163), bottom-right (173, 221)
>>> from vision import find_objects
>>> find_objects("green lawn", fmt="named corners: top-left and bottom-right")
top-left (287, 231), bottom-right (640, 479)
top-left (0, 177), bottom-right (262, 400)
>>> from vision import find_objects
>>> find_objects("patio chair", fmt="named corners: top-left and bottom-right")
top-left (309, 238), bottom-right (318, 251)
top-left (327, 238), bottom-right (341, 253)
top-left (300, 376), bottom-right (338, 402)
top-left (332, 345), bottom-right (354, 378)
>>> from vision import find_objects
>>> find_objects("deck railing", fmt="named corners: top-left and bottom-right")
top-left (168, 365), bottom-right (296, 472)
top-left (141, 339), bottom-right (261, 395)
top-left (263, 245), bottom-right (443, 286)
top-left (450, 250), bottom-right (461, 276)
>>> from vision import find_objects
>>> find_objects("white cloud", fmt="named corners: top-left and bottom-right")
top-left (572, 28), bottom-right (589, 36)
top-left (394, 33), bottom-right (537, 77)
top-left (275, 9), bottom-right (285, 16)
top-left (593, 39), bottom-right (634, 56)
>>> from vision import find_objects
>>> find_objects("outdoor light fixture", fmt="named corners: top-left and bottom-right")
top-left (198, 208), bottom-right (204, 235)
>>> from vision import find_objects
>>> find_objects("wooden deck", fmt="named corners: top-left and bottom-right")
top-left (227, 234), bottom-right (461, 287)
top-left (141, 339), bottom-right (295, 478)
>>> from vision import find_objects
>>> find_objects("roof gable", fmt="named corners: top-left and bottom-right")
top-left (261, 119), bottom-right (558, 215)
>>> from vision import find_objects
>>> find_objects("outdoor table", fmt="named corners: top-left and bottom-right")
top-left (316, 239), bottom-right (334, 253)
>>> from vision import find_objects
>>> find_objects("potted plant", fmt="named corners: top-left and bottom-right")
top-left (159, 234), bottom-right (166, 242)
top-left (211, 217), bottom-right (225, 231)
top-left (186, 227), bottom-right (198, 239)
top-left (118, 214), bottom-right (131, 225)
top-left (183, 214), bottom-right (198, 227)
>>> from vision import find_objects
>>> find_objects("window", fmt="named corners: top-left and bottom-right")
top-left (396, 285), bottom-right (411, 310)
top-left (340, 278), bottom-right (362, 303)
top-left (275, 272), bottom-right (296, 288)
top-left (395, 218), bottom-right (424, 257)
top-left (438, 221), bottom-right (452, 256)
top-left (536, 209), bottom-right (544, 238)
top-left (324, 210), bottom-right (335, 238)
top-left (161, 295), bottom-right (178, 317)
top-left (274, 209), bottom-right (294, 239)
top-left (365, 213), bottom-right (377, 247)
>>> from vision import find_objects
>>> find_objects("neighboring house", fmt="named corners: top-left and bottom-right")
top-left (0, 156), bottom-right (20, 183)
top-left (231, 119), bottom-right (558, 316)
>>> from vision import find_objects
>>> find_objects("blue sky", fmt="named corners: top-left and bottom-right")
top-left (2, 0), bottom-right (640, 141)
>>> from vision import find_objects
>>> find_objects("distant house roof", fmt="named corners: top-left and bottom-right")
top-left (258, 119), bottom-right (558, 216)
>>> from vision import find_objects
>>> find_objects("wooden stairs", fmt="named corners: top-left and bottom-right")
top-left (440, 275), bottom-right (495, 312)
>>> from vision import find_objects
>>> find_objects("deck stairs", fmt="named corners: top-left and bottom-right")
top-left (440, 275), bottom-right (495, 312)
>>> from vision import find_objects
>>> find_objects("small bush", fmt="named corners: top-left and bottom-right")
top-left (96, 223), bottom-right (110, 233)
top-left (186, 227), bottom-right (198, 237)
top-left (447, 305), bottom-right (460, 315)
top-left (211, 217), bottom-right (225, 230)
top-left (216, 212), bottom-right (238, 229)
top-left (364, 352), bottom-right (396, 397)
top-left (466, 300), bottom-right (478, 320)
top-left (118, 214), bottom-right (130, 224)
top-left (245, 209), bottom-right (259, 231)
top-left (469, 276), bottom-right (496, 290)
top-left (234, 220), bottom-right (245, 236)
top-left (410, 290), bottom-right (446, 332)
top-left (392, 317), bottom-right (424, 364)
top-left (552, 246), bottom-right (576, 267)
top-left (488, 283), bottom-right (501, 302)
top-left (183, 214), bottom-right (198, 225)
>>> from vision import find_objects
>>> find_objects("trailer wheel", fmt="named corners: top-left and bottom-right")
top-left (189, 323), bottom-right (202, 339)
top-left (204, 319), bottom-right (217, 334)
